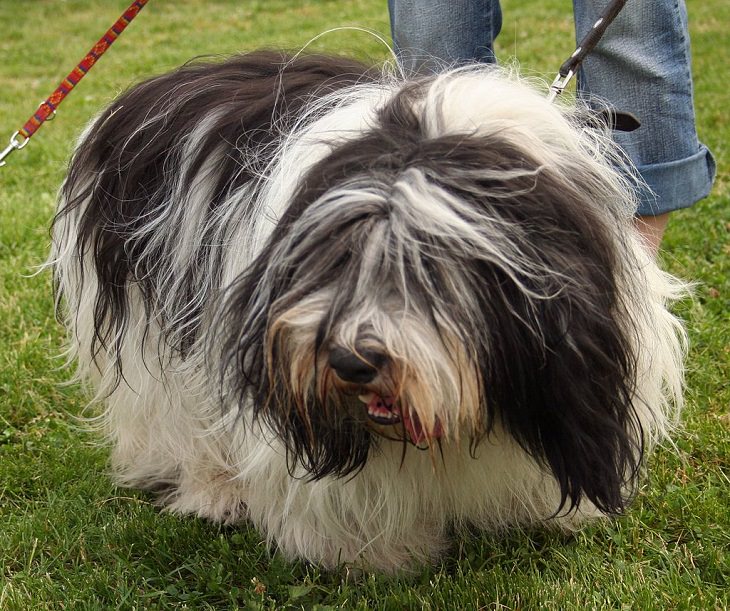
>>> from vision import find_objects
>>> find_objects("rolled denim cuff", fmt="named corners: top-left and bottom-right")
top-left (632, 144), bottom-right (716, 216)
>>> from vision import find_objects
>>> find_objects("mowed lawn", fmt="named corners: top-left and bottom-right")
top-left (0, 1), bottom-right (727, 608)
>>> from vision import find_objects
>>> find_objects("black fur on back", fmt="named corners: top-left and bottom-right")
top-left (57, 51), bottom-right (377, 358)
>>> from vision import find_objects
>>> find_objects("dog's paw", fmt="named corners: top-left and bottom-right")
top-left (164, 473), bottom-right (249, 525)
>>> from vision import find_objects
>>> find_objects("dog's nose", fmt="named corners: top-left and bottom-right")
top-left (328, 346), bottom-right (386, 384)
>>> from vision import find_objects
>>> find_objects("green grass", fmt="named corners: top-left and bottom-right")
top-left (1, 0), bottom-right (728, 608)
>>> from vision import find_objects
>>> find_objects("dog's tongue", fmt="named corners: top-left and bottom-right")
top-left (402, 408), bottom-right (444, 446)
top-left (364, 394), bottom-right (442, 445)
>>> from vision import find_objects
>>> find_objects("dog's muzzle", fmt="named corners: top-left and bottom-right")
top-left (328, 345), bottom-right (443, 445)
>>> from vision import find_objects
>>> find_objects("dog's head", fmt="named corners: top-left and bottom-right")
top-left (219, 67), bottom-right (653, 514)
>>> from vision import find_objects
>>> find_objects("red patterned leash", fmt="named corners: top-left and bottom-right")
top-left (0, 0), bottom-right (150, 167)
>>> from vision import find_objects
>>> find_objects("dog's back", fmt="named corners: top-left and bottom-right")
top-left (53, 51), bottom-right (378, 364)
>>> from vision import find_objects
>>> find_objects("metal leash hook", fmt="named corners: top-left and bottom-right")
top-left (0, 131), bottom-right (29, 167)
top-left (0, 101), bottom-right (56, 167)
top-left (547, 67), bottom-right (576, 103)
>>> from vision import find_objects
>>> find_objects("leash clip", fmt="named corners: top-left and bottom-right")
top-left (547, 68), bottom-right (575, 103)
top-left (0, 132), bottom-right (29, 168)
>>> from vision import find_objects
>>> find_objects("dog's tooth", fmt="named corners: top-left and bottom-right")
top-left (364, 393), bottom-right (404, 425)
top-left (383, 409), bottom-right (399, 422)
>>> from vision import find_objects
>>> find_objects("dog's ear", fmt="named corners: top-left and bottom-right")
top-left (428, 127), bottom-right (648, 516)
top-left (476, 261), bottom-right (642, 515)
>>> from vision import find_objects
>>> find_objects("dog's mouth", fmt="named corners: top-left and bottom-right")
top-left (357, 392), bottom-right (443, 447)
top-left (359, 392), bottom-right (400, 424)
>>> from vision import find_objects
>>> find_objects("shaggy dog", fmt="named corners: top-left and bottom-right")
top-left (51, 51), bottom-right (686, 573)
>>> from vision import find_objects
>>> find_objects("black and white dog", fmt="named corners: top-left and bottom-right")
top-left (51, 51), bottom-right (686, 572)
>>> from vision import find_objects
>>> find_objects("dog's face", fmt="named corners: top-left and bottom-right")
top-left (218, 70), bottom-right (646, 514)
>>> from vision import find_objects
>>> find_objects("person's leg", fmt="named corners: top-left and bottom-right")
top-left (635, 213), bottom-right (671, 253)
top-left (388, 0), bottom-right (502, 75)
top-left (573, 0), bottom-right (715, 250)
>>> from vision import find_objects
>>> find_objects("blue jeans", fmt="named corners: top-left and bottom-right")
top-left (388, 0), bottom-right (715, 216)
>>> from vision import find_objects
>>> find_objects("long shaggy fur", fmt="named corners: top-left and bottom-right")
top-left (51, 50), bottom-right (687, 573)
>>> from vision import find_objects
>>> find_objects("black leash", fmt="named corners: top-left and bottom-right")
top-left (547, 0), bottom-right (640, 131)
top-left (548, 0), bottom-right (628, 102)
